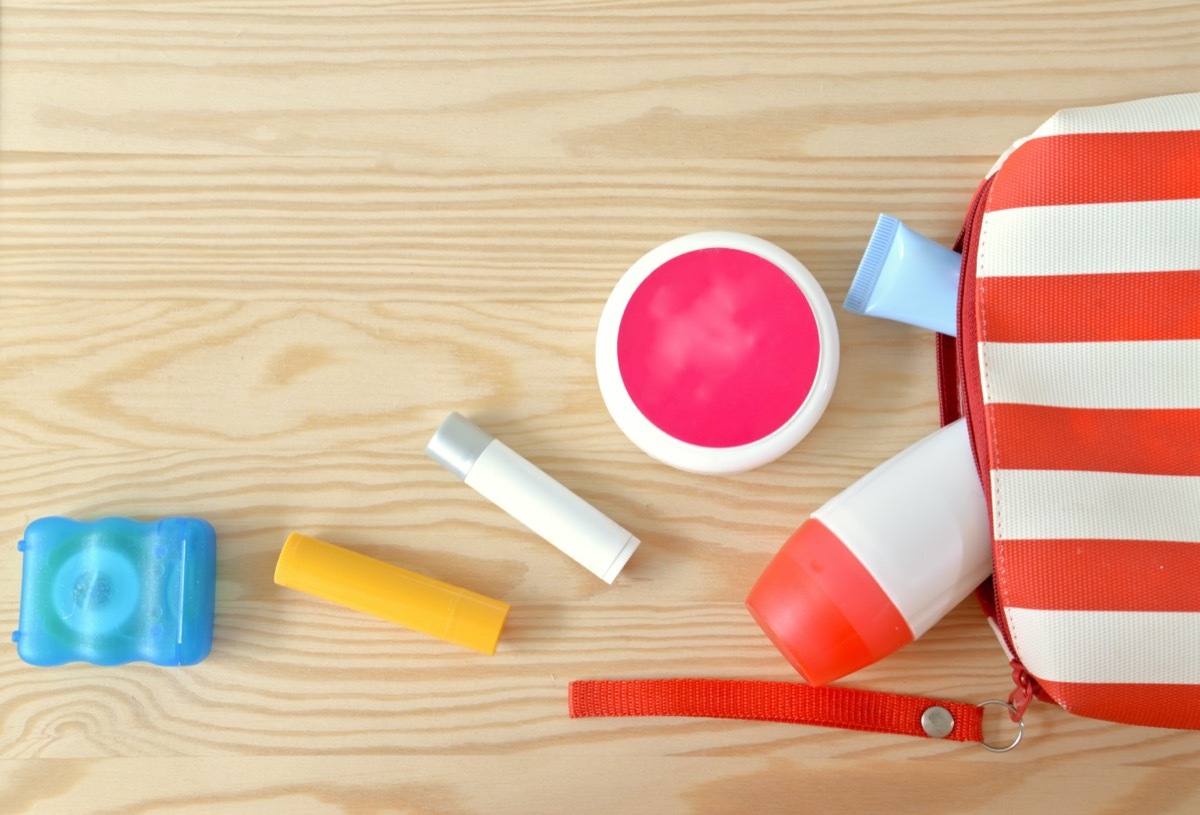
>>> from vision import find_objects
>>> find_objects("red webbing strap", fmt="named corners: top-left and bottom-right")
top-left (568, 679), bottom-right (984, 743)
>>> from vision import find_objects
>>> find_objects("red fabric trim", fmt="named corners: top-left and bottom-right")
top-left (937, 180), bottom-right (988, 430)
top-left (988, 130), bottom-right (1200, 211)
top-left (953, 177), bottom-right (1014, 658)
top-left (960, 178), bottom-right (995, 519)
top-left (567, 679), bottom-right (984, 742)
top-left (936, 333), bottom-right (961, 426)
top-left (979, 271), bottom-right (1200, 343)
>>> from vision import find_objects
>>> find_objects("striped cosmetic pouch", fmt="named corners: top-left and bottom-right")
top-left (940, 91), bottom-right (1200, 728)
top-left (569, 93), bottom-right (1199, 746)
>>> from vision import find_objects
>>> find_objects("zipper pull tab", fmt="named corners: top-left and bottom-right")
top-left (1008, 659), bottom-right (1038, 720)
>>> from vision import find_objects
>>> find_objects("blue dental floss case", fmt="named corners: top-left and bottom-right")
top-left (13, 517), bottom-right (217, 667)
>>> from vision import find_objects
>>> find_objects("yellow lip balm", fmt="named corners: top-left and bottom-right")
top-left (274, 532), bottom-right (510, 655)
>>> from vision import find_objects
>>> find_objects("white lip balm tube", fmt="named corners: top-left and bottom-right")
top-left (426, 412), bottom-right (641, 584)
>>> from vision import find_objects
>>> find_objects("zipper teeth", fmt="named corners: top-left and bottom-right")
top-left (959, 179), bottom-right (991, 490)
top-left (957, 176), bottom-right (1020, 657)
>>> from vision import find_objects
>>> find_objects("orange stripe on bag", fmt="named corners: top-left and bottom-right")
top-left (986, 404), bottom-right (1200, 476)
top-left (1033, 681), bottom-right (1200, 729)
top-left (988, 130), bottom-right (1200, 210)
top-left (998, 538), bottom-right (1200, 612)
top-left (979, 271), bottom-right (1200, 343)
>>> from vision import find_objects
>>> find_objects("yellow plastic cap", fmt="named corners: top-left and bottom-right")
top-left (274, 532), bottom-right (510, 655)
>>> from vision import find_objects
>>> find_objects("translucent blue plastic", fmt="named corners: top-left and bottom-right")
top-left (13, 517), bottom-right (217, 667)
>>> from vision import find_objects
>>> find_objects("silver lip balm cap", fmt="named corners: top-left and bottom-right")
top-left (426, 412), bottom-right (495, 481)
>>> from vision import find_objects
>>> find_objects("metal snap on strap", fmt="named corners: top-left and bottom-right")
top-left (920, 705), bottom-right (955, 739)
top-left (978, 699), bottom-right (1025, 753)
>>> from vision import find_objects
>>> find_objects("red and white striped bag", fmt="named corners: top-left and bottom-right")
top-left (939, 91), bottom-right (1200, 729)
top-left (569, 93), bottom-right (1200, 745)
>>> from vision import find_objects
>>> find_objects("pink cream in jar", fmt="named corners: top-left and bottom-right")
top-left (596, 232), bottom-right (839, 474)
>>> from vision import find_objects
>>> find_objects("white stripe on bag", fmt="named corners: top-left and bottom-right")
top-left (1032, 93), bottom-right (1200, 138)
top-left (987, 93), bottom-right (1200, 173)
top-left (979, 340), bottom-right (1200, 410)
top-left (978, 199), bottom-right (1200, 278)
top-left (1005, 607), bottom-right (1200, 684)
top-left (991, 469), bottom-right (1200, 543)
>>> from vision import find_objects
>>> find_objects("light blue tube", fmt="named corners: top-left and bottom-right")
top-left (843, 214), bottom-right (963, 337)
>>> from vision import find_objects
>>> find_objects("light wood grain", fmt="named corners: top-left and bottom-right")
top-left (2, 0), bottom-right (1199, 812)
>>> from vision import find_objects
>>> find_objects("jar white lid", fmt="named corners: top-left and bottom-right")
top-left (596, 232), bottom-right (839, 474)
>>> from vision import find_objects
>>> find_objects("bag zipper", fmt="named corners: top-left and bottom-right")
top-left (941, 176), bottom-right (1039, 720)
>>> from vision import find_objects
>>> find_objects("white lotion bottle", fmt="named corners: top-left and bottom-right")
top-left (426, 413), bottom-right (640, 584)
top-left (746, 418), bottom-right (992, 685)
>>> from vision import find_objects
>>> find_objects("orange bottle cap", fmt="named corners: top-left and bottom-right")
top-left (745, 518), bottom-right (913, 685)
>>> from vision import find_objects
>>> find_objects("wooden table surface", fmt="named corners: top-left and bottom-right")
top-left (2, 2), bottom-right (1199, 813)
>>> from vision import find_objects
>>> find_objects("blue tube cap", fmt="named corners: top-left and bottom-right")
top-left (844, 214), bottom-right (962, 337)
top-left (845, 214), bottom-right (901, 317)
